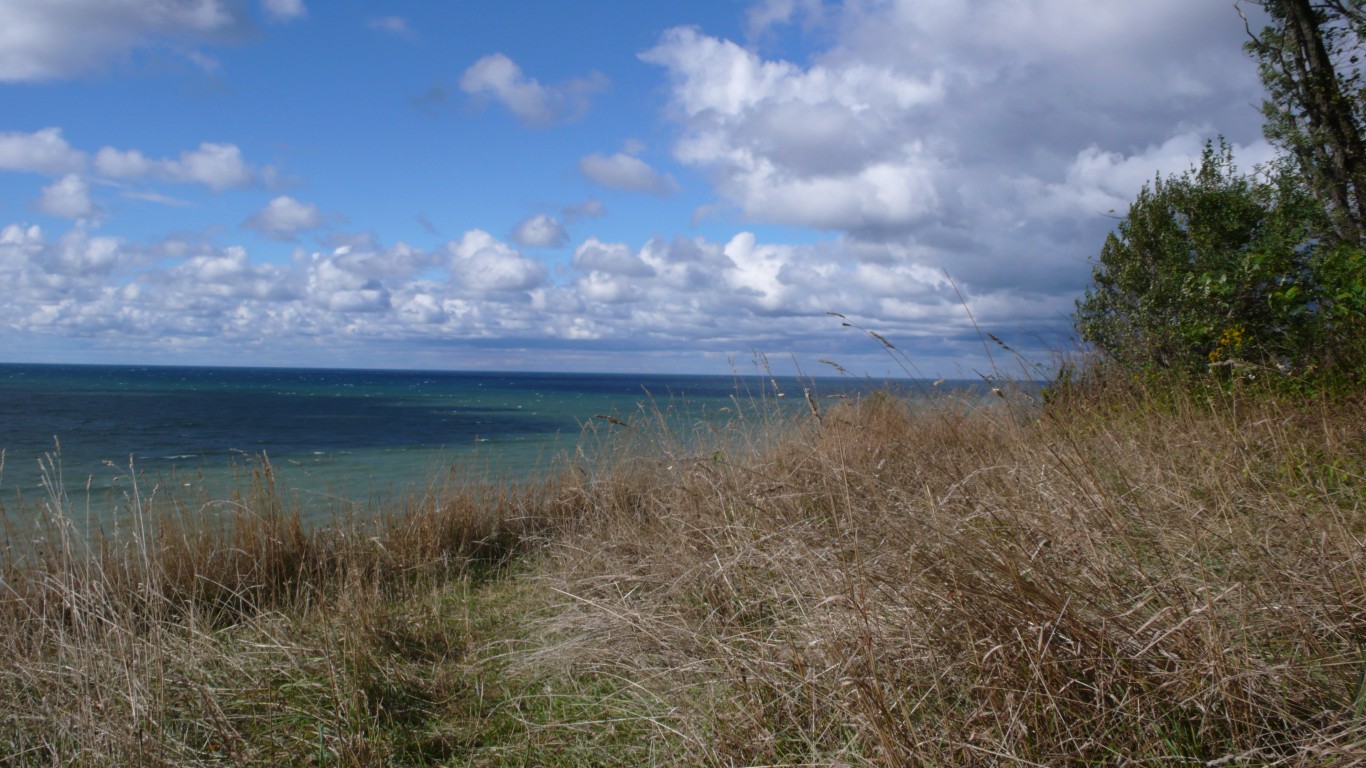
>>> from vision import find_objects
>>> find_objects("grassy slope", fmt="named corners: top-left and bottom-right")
top-left (0, 385), bottom-right (1363, 766)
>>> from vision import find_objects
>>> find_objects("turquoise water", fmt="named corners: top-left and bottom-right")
top-left (0, 364), bottom-right (917, 526)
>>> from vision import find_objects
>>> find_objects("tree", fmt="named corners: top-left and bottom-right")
top-left (1072, 5), bottom-right (1366, 386)
top-left (1242, 0), bottom-right (1366, 245)
top-left (1075, 142), bottom-right (1332, 379)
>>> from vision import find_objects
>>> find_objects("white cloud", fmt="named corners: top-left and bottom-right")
top-left (642, 27), bottom-right (943, 119)
top-left (0, 128), bottom-right (86, 174)
top-left (0, 223), bottom-right (126, 305)
top-left (318, 240), bottom-right (439, 283)
top-left (0, 220), bottom-right (1031, 372)
top-left (2, 132), bottom-right (266, 192)
top-left (307, 255), bottom-right (391, 313)
top-left (162, 245), bottom-right (294, 300)
top-left (395, 292), bottom-right (446, 324)
top-left (165, 142), bottom-right (258, 190)
top-left (37, 174), bottom-right (96, 219)
top-left (511, 214), bottom-right (568, 248)
top-left (0, 2), bottom-right (1282, 371)
top-left (96, 141), bottom-right (265, 190)
top-left (575, 271), bottom-right (640, 304)
top-left (730, 155), bottom-right (940, 233)
top-left (572, 237), bottom-right (655, 277)
top-left (243, 195), bottom-right (324, 240)
top-left (94, 147), bottom-right (153, 178)
top-left (262, 0), bottom-right (306, 23)
top-left (62, 241), bottom-right (139, 283)
top-left (459, 53), bottom-right (607, 125)
top-left (1022, 131), bottom-right (1278, 219)
top-left (0, 0), bottom-right (249, 82)
top-left (640, 26), bottom-right (944, 234)
top-left (578, 153), bottom-right (678, 196)
top-left (446, 230), bottom-right (546, 291)
top-left (629, 0), bottom-right (1272, 317)
top-left (459, 53), bottom-right (552, 123)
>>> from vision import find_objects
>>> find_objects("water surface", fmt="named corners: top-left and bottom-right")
top-left (0, 364), bottom-right (914, 526)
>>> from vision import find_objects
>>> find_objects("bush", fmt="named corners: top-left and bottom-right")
top-left (1074, 140), bottom-right (1365, 386)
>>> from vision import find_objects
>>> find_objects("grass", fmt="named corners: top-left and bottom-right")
top-left (0, 377), bottom-right (1363, 765)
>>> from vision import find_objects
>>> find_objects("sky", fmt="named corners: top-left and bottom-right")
top-left (0, 0), bottom-right (1275, 377)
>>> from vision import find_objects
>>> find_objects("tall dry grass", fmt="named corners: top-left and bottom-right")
top-left (532, 385), bottom-right (1366, 765)
top-left (0, 382), bottom-right (1362, 765)
top-left (0, 453), bottom-right (543, 765)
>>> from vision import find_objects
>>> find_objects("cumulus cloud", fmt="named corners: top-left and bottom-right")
top-left (459, 54), bottom-right (552, 122)
top-left (446, 230), bottom-right (546, 291)
top-left (511, 214), bottom-right (568, 248)
top-left (459, 53), bottom-right (607, 125)
top-left (164, 143), bottom-right (259, 190)
top-left (0, 2), bottom-right (1286, 371)
top-left (313, 239), bottom-right (440, 285)
top-left (37, 174), bottom-right (96, 219)
top-left (307, 256), bottom-right (390, 313)
top-left (93, 147), bottom-right (152, 178)
top-left (160, 245), bottom-right (295, 300)
top-left (262, 0), bottom-right (306, 23)
top-left (0, 0), bottom-right (250, 82)
top-left (579, 153), bottom-right (678, 196)
top-left (632, 0), bottom-right (1272, 314)
top-left (541, 231), bottom-right (974, 360)
top-left (0, 130), bottom-right (266, 192)
top-left (0, 128), bottom-right (86, 174)
top-left (243, 195), bottom-right (324, 240)
top-left (641, 26), bottom-right (944, 234)
top-left (572, 237), bottom-right (655, 277)
top-left (395, 292), bottom-right (446, 324)
top-left (0, 223), bottom-right (126, 307)
top-left (94, 141), bottom-right (266, 190)
top-left (0, 219), bottom-right (1029, 372)
top-left (575, 270), bottom-right (642, 304)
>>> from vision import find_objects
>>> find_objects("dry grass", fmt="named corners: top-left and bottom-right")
top-left (0, 455), bottom-right (543, 766)
top-left (533, 386), bottom-right (1366, 765)
top-left (0, 383), bottom-right (1362, 765)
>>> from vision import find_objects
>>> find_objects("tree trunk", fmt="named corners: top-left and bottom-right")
top-left (1277, 0), bottom-right (1366, 243)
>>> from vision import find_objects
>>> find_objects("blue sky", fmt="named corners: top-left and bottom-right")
top-left (0, 0), bottom-right (1272, 376)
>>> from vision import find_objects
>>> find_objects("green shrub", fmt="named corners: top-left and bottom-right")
top-left (1075, 140), bottom-right (1365, 387)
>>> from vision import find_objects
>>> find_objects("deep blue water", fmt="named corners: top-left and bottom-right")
top-left (0, 364), bottom-right (918, 523)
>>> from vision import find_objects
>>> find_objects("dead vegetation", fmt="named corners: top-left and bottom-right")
top-left (0, 383), bottom-right (1362, 765)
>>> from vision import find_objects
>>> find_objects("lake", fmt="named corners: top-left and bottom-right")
top-left (0, 363), bottom-right (940, 528)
